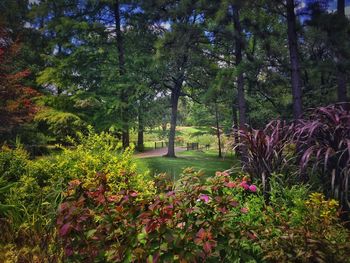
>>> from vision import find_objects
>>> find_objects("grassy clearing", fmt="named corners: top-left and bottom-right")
top-left (131, 126), bottom-right (216, 145)
top-left (135, 150), bottom-right (237, 179)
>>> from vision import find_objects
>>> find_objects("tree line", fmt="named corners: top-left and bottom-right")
top-left (0, 0), bottom-right (349, 157)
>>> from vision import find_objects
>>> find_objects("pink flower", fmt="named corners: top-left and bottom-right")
top-left (225, 181), bottom-right (236, 188)
top-left (107, 195), bottom-right (120, 202)
top-left (130, 191), bottom-right (138, 197)
top-left (222, 171), bottom-right (229, 177)
top-left (215, 171), bottom-right (222, 176)
top-left (177, 222), bottom-right (185, 229)
top-left (249, 185), bottom-right (257, 192)
top-left (239, 181), bottom-right (249, 190)
top-left (199, 194), bottom-right (210, 203)
top-left (240, 207), bottom-right (249, 214)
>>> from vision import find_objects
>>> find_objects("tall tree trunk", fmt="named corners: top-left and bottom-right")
top-left (286, 0), bottom-right (303, 119)
top-left (215, 103), bottom-right (222, 158)
top-left (232, 104), bottom-right (240, 156)
top-left (137, 106), bottom-right (144, 152)
top-left (232, 4), bottom-right (248, 162)
top-left (114, 0), bottom-right (129, 148)
top-left (232, 5), bottom-right (247, 128)
top-left (337, 71), bottom-right (347, 102)
top-left (338, 0), bottom-right (345, 16)
top-left (337, 0), bottom-right (348, 102)
top-left (166, 86), bottom-right (180, 157)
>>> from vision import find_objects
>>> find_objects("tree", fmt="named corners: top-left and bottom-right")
top-left (336, 0), bottom-right (348, 102)
top-left (113, 0), bottom-right (129, 148)
top-left (30, 0), bottom-right (159, 146)
top-left (303, 0), bottom-right (350, 107)
top-left (231, 3), bottom-right (247, 130)
top-left (142, 0), bottom-right (210, 157)
top-left (0, 25), bottom-right (40, 140)
top-left (286, 0), bottom-right (303, 119)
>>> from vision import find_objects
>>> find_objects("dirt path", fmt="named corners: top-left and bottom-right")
top-left (135, 147), bottom-right (186, 158)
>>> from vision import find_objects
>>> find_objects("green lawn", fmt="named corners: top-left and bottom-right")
top-left (135, 150), bottom-right (237, 179)
top-left (131, 126), bottom-right (217, 148)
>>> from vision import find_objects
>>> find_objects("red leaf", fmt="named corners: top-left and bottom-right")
top-left (203, 241), bottom-right (213, 254)
top-left (59, 222), bottom-right (72, 237)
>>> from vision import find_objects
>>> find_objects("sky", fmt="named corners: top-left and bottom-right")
top-left (302, 0), bottom-right (350, 15)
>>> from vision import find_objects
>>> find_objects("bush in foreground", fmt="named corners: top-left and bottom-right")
top-left (57, 171), bottom-right (350, 262)
top-left (0, 131), bottom-right (154, 262)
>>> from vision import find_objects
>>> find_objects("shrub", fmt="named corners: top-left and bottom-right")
top-left (35, 109), bottom-right (87, 144)
top-left (39, 129), bottom-right (155, 197)
top-left (0, 145), bottom-right (28, 182)
top-left (57, 169), bottom-right (350, 262)
top-left (260, 192), bottom-right (350, 262)
top-left (234, 120), bottom-right (297, 195)
top-left (294, 103), bottom-right (350, 210)
top-left (57, 170), bottom-right (262, 262)
top-left (1, 130), bottom-right (154, 261)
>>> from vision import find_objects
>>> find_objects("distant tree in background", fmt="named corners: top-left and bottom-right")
top-left (140, 0), bottom-right (212, 157)
top-left (0, 2), bottom-right (41, 141)
top-left (1, 0), bottom-right (350, 152)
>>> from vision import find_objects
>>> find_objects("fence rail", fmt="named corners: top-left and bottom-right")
top-left (186, 143), bottom-right (211, 151)
top-left (154, 141), bottom-right (168, 149)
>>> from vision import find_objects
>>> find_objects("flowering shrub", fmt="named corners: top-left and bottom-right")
top-left (57, 170), bottom-right (262, 262)
top-left (57, 169), bottom-right (350, 262)
top-left (0, 131), bottom-right (154, 261)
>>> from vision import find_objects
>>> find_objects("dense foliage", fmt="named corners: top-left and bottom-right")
top-left (0, 132), bottom-right (154, 261)
top-left (1, 0), bottom-right (350, 262)
top-left (57, 171), bottom-right (350, 262)
top-left (1, 0), bottom-right (350, 157)
top-left (295, 104), bottom-right (350, 210)
top-left (237, 104), bottom-right (350, 213)
top-left (1, 131), bottom-right (350, 262)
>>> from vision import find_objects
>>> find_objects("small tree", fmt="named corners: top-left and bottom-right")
top-left (0, 26), bottom-right (40, 140)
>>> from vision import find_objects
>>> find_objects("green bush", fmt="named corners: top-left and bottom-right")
top-left (35, 109), bottom-right (87, 144)
top-left (27, 129), bottom-right (155, 197)
top-left (260, 192), bottom-right (350, 262)
top-left (1, 130), bottom-right (154, 261)
top-left (0, 145), bottom-right (28, 182)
